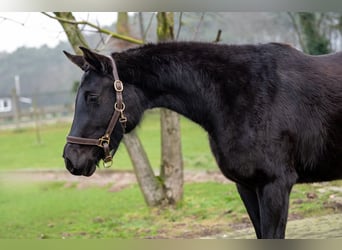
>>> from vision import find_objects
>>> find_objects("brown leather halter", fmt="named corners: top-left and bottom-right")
top-left (66, 56), bottom-right (127, 168)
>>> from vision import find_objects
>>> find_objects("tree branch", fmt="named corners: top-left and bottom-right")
top-left (175, 12), bottom-right (183, 41)
top-left (42, 12), bottom-right (144, 45)
top-left (287, 12), bottom-right (306, 51)
top-left (214, 29), bottom-right (222, 43)
top-left (0, 16), bottom-right (25, 26)
top-left (143, 12), bottom-right (156, 42)
top-left (192, 12), bottom-right (205, 40)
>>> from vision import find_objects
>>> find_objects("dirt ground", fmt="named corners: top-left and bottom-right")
top-left (2, 169), bottom-right (231, 191)
top-left (204, 213), bottom-right (342, 239)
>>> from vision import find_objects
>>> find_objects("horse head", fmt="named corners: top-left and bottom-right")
top-left (62, 47), bottom-right (139, 176)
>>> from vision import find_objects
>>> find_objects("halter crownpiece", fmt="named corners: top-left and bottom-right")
top-left (66, 55), bottom-right (127, 168)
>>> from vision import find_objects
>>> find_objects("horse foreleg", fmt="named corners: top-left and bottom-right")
top-left (256, 178), bottom-right (294, 238)
top-left (236, 183), bottom-right (262, 238)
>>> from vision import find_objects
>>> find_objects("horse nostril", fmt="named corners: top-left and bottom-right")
top-left (65, 157), bottom-right (75, 173)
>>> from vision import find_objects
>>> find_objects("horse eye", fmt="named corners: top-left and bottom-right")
top-left (86, 94), bottom-right (99, 104)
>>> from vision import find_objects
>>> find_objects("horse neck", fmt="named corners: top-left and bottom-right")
top-left (114, 43), bottom-right (250, 132)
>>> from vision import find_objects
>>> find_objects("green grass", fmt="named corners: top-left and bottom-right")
top-left (289, 181), bottom-right (342, 217)
top-left (0, 181), bottom-right (236, 239)
top-left (0, 123), bottom-right (69, 170)
top-left (0, 179), bottom-right (340, 239)
top-left (0, 111), bottom-right (216, 171)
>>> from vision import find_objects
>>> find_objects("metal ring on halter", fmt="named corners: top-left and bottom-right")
top-left (103, 160), bottom-right (113, 168)
top-left (102, 140), bottom-right (112, 168)
top-left (114, 102), bottom-right (126, 112)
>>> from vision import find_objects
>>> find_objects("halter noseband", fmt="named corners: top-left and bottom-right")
top-left (66, 56), bottom-right (127, 168)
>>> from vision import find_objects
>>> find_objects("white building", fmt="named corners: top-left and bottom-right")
top-left (0, 98), bottom-right (12, 112)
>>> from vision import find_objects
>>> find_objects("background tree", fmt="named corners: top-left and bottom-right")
top-left (53, 12), bottom-right (88, 55)
top-left (288, 12), bottom-right (331, 55)
top-left (114, 12), bottom-right (168, 206)
top-left (156, 12), bottom-right (184, 204)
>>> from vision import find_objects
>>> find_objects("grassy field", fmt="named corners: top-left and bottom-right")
top-left (0, 178), bottom-right (341, 239)
top-left (0, 111), bottom-right (216, 171)
top-left (0, 181), bottom-right (235, 239)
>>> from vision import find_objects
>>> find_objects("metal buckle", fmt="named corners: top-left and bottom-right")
top-left (114, 80), bottom-right (123, 92)
top-left (98, 135), bottom-right (110, 148)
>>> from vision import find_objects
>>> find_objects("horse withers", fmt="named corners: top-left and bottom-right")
top-left (62, 42), bottom-right (342, 238)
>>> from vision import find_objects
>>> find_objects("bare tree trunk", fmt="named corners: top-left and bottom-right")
top-left (160, 109), bottom-right (183, 203)
top-left (124, 131), bottom-right (166, 206)
top-left (116, 12), bottom-right (170, 206)
top-left (117, 12), bottom-right (130, 35)
top-left (157, 12), bottom-right (184, 204)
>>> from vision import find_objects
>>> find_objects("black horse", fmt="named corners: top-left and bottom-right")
top-left (62, 42), bottom-right (342, 239)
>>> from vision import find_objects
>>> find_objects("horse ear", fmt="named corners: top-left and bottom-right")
top-left (63, 51), bottom-right (86, 70)
top-left (79, 46), bottom-right (112, 74)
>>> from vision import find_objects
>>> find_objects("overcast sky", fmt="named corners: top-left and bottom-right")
top-left (0, 12), bottom-right (117, 53)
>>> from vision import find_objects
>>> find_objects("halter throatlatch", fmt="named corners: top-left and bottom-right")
top-left (66, 56), bottom-right (127, 168)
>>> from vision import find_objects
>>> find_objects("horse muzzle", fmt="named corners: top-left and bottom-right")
top-left (63, 143), bottom-right (98, 177)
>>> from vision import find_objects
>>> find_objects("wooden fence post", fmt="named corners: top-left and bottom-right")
top-left (32, 96), bottom-right (42, 144)
top-left (11, 87), bottom-right (20, 129)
